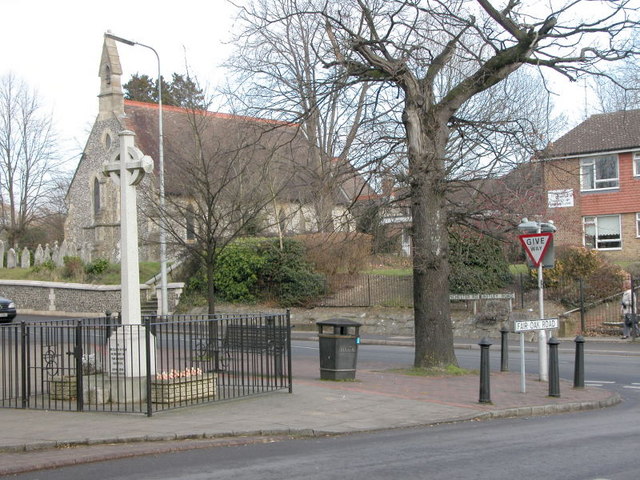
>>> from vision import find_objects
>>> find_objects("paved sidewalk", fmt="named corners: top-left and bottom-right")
top-left (0, 338), bottom-right (625, 475)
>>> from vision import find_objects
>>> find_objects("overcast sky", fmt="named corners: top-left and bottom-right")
top-left (2, 0), bottom-right (593, 172)
top-left (1, 0), bottom-right (237, 169)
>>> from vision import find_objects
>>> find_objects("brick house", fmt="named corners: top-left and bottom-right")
top-left (64, 37), bottom-right (371, 263)
top-left (539, 109), bottom-right (640, 261)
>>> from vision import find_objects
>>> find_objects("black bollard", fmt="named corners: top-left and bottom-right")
top-left (574, 335), bottom-right (585, 389)
top-left (500, 326), bottom-right (509, 372)
top-left (548, 337), bottom-right (560, 397)
top-left (479, 337), bottom-right (492, 404)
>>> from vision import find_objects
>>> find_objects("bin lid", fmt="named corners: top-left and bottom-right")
top-left (316, 318), bottom-right (362, 327)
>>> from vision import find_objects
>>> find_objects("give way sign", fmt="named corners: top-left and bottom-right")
top-left (519, 233), bottom-right (553, 267)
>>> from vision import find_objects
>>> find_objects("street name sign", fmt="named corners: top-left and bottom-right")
top-left (519, 232), bottom-right (553, 267)
top-left (449, 293), bottom-right (515, 301)
top-left (513, 317), bottom-right (558, 332)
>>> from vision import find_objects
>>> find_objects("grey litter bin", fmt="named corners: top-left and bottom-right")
top-left (316, 318), bottom-right (362, 380)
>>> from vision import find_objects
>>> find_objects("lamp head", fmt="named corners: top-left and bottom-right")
top-left (104, 31), bottom-right (136, 46)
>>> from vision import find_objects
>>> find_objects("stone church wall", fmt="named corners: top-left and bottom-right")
top-left (64, 117), bottom-right (158, 263)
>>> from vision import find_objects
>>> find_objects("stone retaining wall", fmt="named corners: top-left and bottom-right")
top-left (0, 280), bottom-right (184, 316)
top-left (209, 299), bottom-right (533, 340)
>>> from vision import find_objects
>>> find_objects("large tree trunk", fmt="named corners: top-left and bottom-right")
top-left (406, 104), bottom-right (457, 368)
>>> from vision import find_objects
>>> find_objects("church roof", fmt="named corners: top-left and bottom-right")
top-left (538, 109), bottom-right (640, 159)
top-left (123, 100), bottom-right (374, 204)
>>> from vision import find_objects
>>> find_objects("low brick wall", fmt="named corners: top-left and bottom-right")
top-left (0, 280), bottom-right (184, 317)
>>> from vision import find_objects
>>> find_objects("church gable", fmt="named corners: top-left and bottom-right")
top-left (64, 36), bottom-right (367, 264)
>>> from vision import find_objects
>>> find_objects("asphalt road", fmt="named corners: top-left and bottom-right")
top-left (4, 340), bottom-right (639, 479)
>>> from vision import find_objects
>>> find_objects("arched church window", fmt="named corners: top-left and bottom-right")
top-left (94, 177), bottom-right (101, 217)
top-left (105, 65), bottom-right (111, 85)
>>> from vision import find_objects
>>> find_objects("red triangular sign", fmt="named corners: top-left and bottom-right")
top-left (519, 233), bottom-right (553, 267)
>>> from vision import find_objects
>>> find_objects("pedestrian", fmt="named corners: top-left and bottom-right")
top-left (620, 281), bottom-right (636, 339)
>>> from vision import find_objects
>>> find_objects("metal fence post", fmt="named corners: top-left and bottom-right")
top-left (548, 337), bottom-right (560, 397)
top-left (573, 335), bottom-right (585, 389)
top-left (20, 321), bottom-right (28, 408)
top-left (479, 337), bottom-right (492, 404)
top-left (145, 318), bottom-right (153, 417)
top-left (579, 279), bottom-right (585, 333)
top-left (286, 309), bottom-right (293, 393)
top-left (75, 321), bottom-right (84, 412)
top-left (500, 326), bottom-right (509, 372)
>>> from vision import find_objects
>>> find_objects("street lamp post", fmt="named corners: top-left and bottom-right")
top-left (104, 32), bottom-right (169, 317)
top-left (518, 218), bottom-right (556, 382)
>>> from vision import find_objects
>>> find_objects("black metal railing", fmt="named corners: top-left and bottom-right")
top-left (0, 312), bottom-right (292, 415)
top-left (314, 272), bottom-right (630, 335)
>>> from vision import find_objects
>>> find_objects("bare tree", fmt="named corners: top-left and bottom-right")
top-left (593, 56), bottom-right (640, 112)
top-left (326, 0), bottom-right (639, 368)
top-left (227, 0), bottom-right (382, 232)
top-left (141, 89), bottom-right (302, 314)
top-left (231, 0), bottom-right (638, 368)
top-left (0, 73), bottom-right (62, 247)
top-left (227, 0), bottom-right (594, 367)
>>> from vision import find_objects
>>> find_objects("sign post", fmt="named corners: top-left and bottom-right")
top-left (517, 219), bottom-right (556, 383)
top-left (512, 318), bottom-right (559, 392)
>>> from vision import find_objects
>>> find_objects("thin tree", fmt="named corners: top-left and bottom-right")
top-left (228, 0), bottom-right (379, 233)
top-left (0, 73), bottom-right (61, 247)
top-left (593, 57), bottom-right (640, 113)
top-left (142, 89), bottom-right (299, 315)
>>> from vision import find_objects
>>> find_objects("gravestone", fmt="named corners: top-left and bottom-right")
top-left (52, 241), bottom-right (63, 267)
top-left (34, 244), bottom-right (44, 265)
top-left (7, 248), bottom-right (16, 268)
top-left (21, 247), bottom-right (30, 268)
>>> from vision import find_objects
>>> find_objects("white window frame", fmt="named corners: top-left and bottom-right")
top-left (636, 213), bottom-right (640, 238)
top-left (583, 215), bottom-right (622, 250)
top-left (580, 155), bottom-right (619, 191)
top-left (634, 152), bottom-right (640, 177)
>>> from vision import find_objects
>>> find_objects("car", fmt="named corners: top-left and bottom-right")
top-left (0, 296), bottom-right (17, 323)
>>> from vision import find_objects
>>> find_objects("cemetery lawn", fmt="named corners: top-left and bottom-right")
top-left (0, 262), bottom-right (161, 285)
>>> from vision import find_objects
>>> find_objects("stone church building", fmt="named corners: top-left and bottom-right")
top-left (64, 37), bottom-right (369, 263)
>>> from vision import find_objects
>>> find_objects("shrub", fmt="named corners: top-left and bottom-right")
top-left (213, 240), bottom-right (266, 303)
top-left (257, 239), bottom-right (325, 307)
top-left (449, 230), bottom-right (512, 294)
top-left (85, 258), bottom-right (110, 276)
top-left (539, 246), bottom-right (625, 307)
top-left (205, 238), bottom-right (325, 306)
top-left (31, 259), bottom-right (56, 274)
top-left (62, 256), bottom-right (85, 281)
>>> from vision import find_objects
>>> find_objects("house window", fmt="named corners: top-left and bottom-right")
top-left (636, 213), bottom-right (640, 237)
top-left (634, 152), bottom-right (640, 177)
top-left (580, 155), bottom-right (618, 191)
top-left (583, 215), bottom-right (621, 250)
